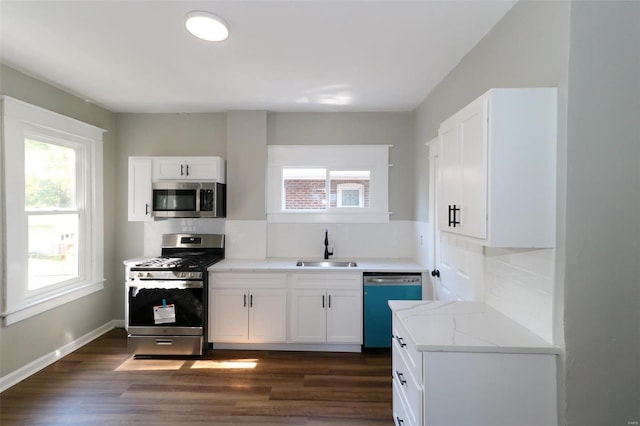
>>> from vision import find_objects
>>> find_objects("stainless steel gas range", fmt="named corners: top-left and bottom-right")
top-left (126, 233), bottom-right (224, 356)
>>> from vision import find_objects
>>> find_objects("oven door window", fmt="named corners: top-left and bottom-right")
top-left (153, 189), bottom-right (196, 211)
top-left (128, 287), bottom-right (203, 327)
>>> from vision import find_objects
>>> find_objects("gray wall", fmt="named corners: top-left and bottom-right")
top-left (113, 112), bottom-right (227, 318)
top-left (563, 2), bottom-right (640, 424)
top-left (226, 111), bottom-right (267, 220)
top-left (0, 64), bottom-right (117, 375)
top-left (268, 112), bottom-right (414, 220)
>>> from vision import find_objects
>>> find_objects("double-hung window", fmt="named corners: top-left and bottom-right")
top-left (267, 145), bottom-right (390, 223)
top-left (2, 96), bottom-right (105, 325)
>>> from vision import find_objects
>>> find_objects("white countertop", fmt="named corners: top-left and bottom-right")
top-left (208, 258), bottom-right (427, 273)
top-left (389, 300), bottom-right (560, 354)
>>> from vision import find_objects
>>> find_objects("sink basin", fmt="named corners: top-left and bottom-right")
top-left (296, 260), bottom-right (358, 268)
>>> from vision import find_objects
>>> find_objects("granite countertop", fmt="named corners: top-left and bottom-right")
top-left (208, 258), bottom-right (427, 273)
top-left (388, 300), bottom-right (560, 354)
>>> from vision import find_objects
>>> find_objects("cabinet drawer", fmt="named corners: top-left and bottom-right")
top-left (392, 315), bottom-right (422, 378)
top-left (393, 380), bottom-right (417, 426)
top-left (210, 272), bottom-right (286, 289)
top-left (393, 337), bottom-right (422, 426)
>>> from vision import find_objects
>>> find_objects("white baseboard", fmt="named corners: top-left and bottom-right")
top-left (0, 320), bottom-right (116, 393)
top-left (112, 319), bottom-right (125, 328)
top-left (211, 342), bottom-right (362, 353)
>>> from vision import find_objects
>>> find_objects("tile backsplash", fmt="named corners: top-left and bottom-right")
top-left (483, 247), bottom-right (555, 343)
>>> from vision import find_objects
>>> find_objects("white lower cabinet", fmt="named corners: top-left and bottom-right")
top-left (290, 273), bottom-right (362, 344)
top-left (209, 273), bottom-right (286, 343)
top-left (391, 314), bottom-right (557, 426)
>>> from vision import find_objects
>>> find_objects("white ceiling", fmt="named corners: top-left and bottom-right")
top-left (1, 1), bottom-right (516, 113)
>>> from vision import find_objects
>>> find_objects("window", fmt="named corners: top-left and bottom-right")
top-left (2, 96), bottom-right (105, 326)
top-left (336, 182), bottom-right (365, 208)
top-left (267, 145), bottom-right (389, 223)
top-left (26, 138), bottom-right (81, 291)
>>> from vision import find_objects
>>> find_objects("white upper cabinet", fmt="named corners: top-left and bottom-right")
top-left (128, 157), bottom-right (153, 222)
top-left (438, 88), bottom-right (557, 248)
top-left (153, 156), bottom-right (226, 182)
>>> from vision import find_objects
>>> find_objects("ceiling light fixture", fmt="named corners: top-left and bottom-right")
top-left (185, 11), bottom-right (229, 42)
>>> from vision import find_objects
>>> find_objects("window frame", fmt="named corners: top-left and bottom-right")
top-left (1, 96), bottom-right (105, 326)
top-left (267, 145), bottom-right (390, 223)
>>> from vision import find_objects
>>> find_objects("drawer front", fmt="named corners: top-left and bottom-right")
top-left (128, 335), bottom-right (203, 355)
top-left (392, 315), bottom-right (422, 377)
top-left (393, 337), bottom-right (422, 426)
top-left (393, 381), bottom-right (415, 426)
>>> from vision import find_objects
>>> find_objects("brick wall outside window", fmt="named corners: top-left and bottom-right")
top-left (284, 179), bottom-right (370, 210)
top-left (284, 179), bottom-right (326, 210)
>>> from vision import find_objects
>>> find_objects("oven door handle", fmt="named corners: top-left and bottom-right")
top-left (127, 281), bottom-right (204, 292)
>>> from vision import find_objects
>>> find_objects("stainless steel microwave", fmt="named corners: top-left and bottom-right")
top-left (152, 182), bottom-right (226, 218)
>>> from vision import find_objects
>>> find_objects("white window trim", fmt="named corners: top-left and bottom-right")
top-left (1, 96), bottom-right (105, 326)
top-left (267, 145), bottom-right (390, 223)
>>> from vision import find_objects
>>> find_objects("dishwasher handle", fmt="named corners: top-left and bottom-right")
top-left (364, 277), bottom-right (421, 285)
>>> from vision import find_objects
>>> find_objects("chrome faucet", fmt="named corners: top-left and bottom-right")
top-left (323, 229), bottom-right (334, 260)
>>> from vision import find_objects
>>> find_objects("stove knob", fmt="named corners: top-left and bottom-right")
top-left (146, 272), bottom-right (152, 278)
top-left (179, 272), bottom-right (187, 279)
top-left (137, 272), bottom-right (144, 278)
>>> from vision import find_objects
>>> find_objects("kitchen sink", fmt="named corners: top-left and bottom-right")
top-left (296, 260), bottom-right (358, 267)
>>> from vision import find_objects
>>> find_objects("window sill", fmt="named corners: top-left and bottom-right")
top-left (1, 279), bottom-right (105, 326)
top-left (267, 212), bottom-right (390, 224)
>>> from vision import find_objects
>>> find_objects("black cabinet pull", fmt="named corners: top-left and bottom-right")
top-left (250, 294), bottom-right (253, 308)
top-left (180, 164), bottom-right (184, 176)
top-left (322, 295), bottom-right (325, 308)
top-left (397, 336), bottom-right (407, 348)
top-left (145, 203), bottom-right (149, 216)
top-left (431, 269), bottom-right (440, 278)
top-left (452, 204), bottom-right (460, 227)
top-left (395, 370), bottom-right (407, 386)
top-left (243, 294), bottom-right (247, 307)
top-left (186, 164), bottom-right (190, 176)
top-left (328, 294), bottom-right (331, 308)
top-left (396, 416), bottom-right (404, 425)
top-left (448, 205), bottom-right (453, 227)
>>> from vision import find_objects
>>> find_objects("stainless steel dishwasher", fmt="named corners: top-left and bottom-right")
top-left (363, 272), bottom-right (422, 348)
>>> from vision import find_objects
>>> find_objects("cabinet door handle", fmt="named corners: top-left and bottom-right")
top-left (396, 416), bottom-right (404, 425)
top-left (328, 294), bottom-right (331, 308)
top-left (431, 269), bottom-right (440, 278)
top-left (243, 294), bottom-right (247, 307)
top-left (395, 370), bottom-right (407, 386)
top-left (396, 336), bottom-right (407, 348)
top-left (448, 204), bottom-right (453, 227)
top-left (452, 204), bottom-right (460, 227)
top-left (250, 294), bottom-right (253, 308)
top-left (186, 164), bottom-right (190, 176)
top-left (145, 203), bottom-right (149, 216)
top-left (180, 164), bottom-right (185, 176)
top-left (322, 294), bottom-right (325, 308)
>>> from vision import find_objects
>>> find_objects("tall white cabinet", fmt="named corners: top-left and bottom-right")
top-left (438, 88), bottom-right (557, 248)
top-left (128, 157), bottom-right (153, 222)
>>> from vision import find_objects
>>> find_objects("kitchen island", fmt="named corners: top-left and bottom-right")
top-left (389, 300), bottom-right (559, 426)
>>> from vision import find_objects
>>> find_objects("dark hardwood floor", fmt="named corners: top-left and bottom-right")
top-left (0, 329), bottom-right (393, 425)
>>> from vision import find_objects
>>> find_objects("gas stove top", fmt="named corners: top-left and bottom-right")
top-left (128, 233), bottom-right (225, 280)
top-left (131, 254), bottom-right (223, 271)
